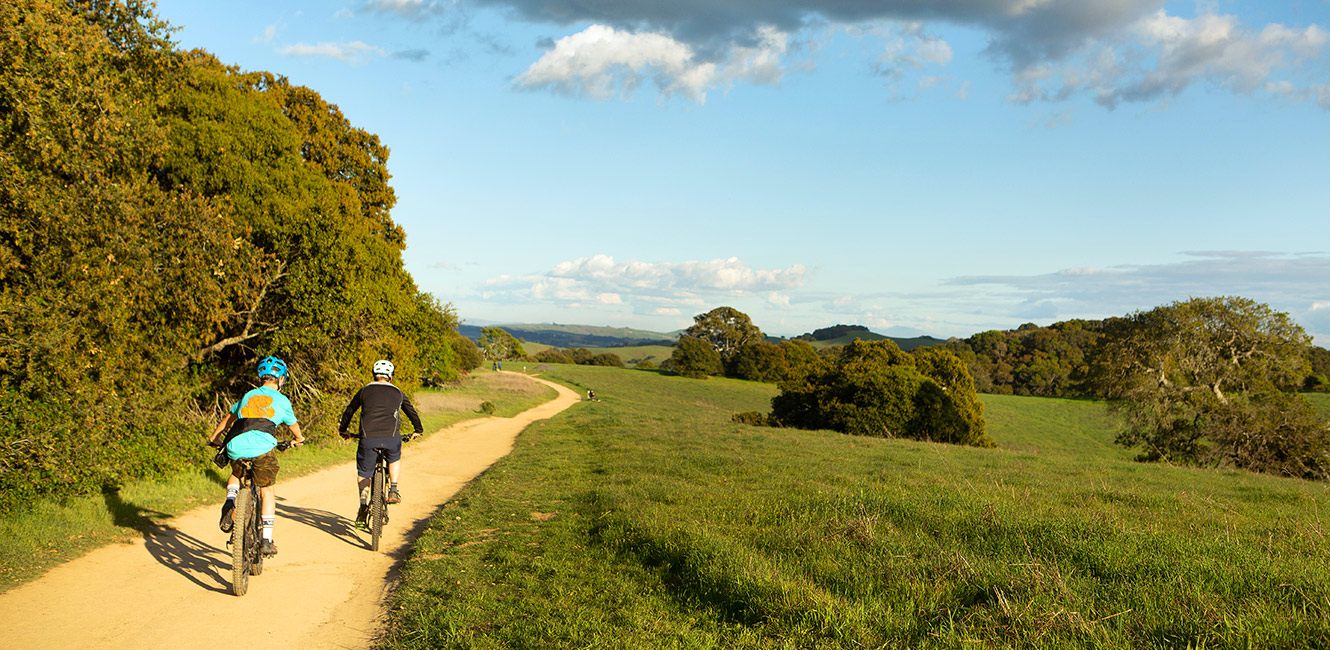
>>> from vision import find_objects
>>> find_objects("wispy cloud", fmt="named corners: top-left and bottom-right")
top-left (363, 0), bottom-right (455, 20)
top-left (393, 48), bottom-right (432, 61)
top-left (254, 24), bottom-right (278, 44)
top-left (946, 251), bottom-right (1330, 340)
top-left (278, 41), bottom-right (387, 63)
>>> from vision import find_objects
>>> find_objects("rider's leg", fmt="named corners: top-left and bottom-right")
top-left (358, 476), bottom-right (372, 502)
top-left (387, 459), bottom-right (402, 503)
top-left (219, 475), bottom-right (241, 531)
top-left (260, 485), bottom-right (276, 539)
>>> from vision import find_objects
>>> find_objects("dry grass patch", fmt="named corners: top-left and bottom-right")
top-left (485, 372), bottom-right (553, 396)
top-left (414, 393), bottom-right (484, 412)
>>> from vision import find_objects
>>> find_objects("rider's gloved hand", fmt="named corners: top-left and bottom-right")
top-left (339, 431), bottom-right (352, 440)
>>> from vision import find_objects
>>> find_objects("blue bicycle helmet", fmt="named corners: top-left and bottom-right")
top-left (256, 356), bottom-right (288, 380)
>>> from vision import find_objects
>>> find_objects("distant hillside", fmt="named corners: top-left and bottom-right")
top-left (793, 324), bottom-right (944, 352)
top-left (459, 323), bottom-right (676, 349)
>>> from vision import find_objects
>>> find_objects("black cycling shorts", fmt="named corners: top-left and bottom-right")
top-left (356, 437), bottom-right (402, 479)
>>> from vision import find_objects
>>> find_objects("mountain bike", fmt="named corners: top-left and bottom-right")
top-left (227, 440), bottom-right (293, 596)
top-left (360, 434), bottom-right (417, 552)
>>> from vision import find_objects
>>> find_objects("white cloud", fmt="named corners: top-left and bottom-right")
top-left (1011, 10), bottom-right (1330, 108)
top-left (278, 41), bottom-right (387, 63)
top-left (514, 24), bottom-right (792, 102)
top-left (482, 255), bottom-right (808, 315)
top-left (873, 22), bottom-right (954, 95)
top-left (768, 292), bottom-right (791, 308)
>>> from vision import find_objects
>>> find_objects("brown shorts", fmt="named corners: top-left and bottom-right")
top-left (229, 449), bottom-right (279, 488)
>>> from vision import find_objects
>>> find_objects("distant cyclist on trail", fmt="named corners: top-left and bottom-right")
top-left (209, 356), bottom-right (305, 557)
top-left (338, 360), bottom-right (424, 529)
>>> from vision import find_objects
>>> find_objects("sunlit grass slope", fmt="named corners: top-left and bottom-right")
top-left (387, 366), bottom-right (1329, 649)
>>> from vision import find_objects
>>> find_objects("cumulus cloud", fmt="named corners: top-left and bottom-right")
top-left (514, 24), bottom-right (791, 102)
top-left (278, 41), bottom-right (387, 63)
top-left (482, 255), bottom-right (808, 312)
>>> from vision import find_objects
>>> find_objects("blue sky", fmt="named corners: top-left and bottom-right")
top-left (155, 0), bottom-right (1330, 342)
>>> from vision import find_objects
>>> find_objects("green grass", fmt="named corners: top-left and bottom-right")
top-left (0, 372), bottom-right (557, 593)
top-left (1306, 392), bottom-right (1330, 419)
top-left (385, 366), bottom-right (1330, 649)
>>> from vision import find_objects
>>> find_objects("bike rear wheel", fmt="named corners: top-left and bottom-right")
top-left (370, 463), bottom-right (386, 551)
top-left (230, 486), bottom-right (254, 596)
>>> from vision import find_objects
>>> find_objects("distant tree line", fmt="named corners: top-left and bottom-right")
top-left (0, 1), bottom-right (474, 510)
top-left (943, 315), bottom-right (1328, 398)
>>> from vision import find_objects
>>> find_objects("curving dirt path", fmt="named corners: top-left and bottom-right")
top-left (0, 374), bottom-right (580, 650)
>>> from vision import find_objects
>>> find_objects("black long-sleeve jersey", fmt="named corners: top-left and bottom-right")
top-left (339, 381), bottom-right (423, 439)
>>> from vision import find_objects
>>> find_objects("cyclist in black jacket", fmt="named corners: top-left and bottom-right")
top-left (338, 360), bottom-right (423, 528)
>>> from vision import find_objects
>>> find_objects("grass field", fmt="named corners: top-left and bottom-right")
top-left (386, 366), bottom-right (1330, 649)
top-left (0, 372), bottom-right (556, 592)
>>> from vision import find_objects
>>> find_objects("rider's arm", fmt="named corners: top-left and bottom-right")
top-left (208, 412), bottom-right (237, 446)
top-left (400, 394), bottom-right (424, 434)
top-left (338, 389), bottom-right (363, 435)
top-left (288, 422), bottom-right (305, 445)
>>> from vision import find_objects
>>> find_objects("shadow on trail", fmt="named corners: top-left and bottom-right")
top-left (102, 488), bottom-right (230, 594)
top-left (276, 501), bottom-right (365, 550)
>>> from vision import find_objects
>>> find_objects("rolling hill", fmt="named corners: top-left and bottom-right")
top-left (458, 323), bottom-right (676, 349)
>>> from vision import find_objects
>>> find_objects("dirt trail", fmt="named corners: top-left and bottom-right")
top-left (0, 374), bottom-right (581, 650)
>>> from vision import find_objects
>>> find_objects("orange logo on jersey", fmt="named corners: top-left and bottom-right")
top-left (239, 395), bottom-right (276, 419)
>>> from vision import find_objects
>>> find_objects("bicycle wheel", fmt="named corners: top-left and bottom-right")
top-left (231, 485), bottom-right (253, 596)
top-left (370, 463), bottom-right (386, 552)
top-left (246, 484), bottom-right (265, 575)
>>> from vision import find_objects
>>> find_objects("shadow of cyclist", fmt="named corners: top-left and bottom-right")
top-left (102, 488), bottom-right (230, 594)
top-left (275, 499), bottom-right (366, 549)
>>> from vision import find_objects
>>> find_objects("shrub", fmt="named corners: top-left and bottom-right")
top-left (771, 340), bottom-right (993, 447)
top-left (635, 360), bottom-right (656, 370)
top-left (479, 401), bottom-right (497, 414)
top-left (731, 411), bottom-right (773, 427)
top-left (535, 349), bottom-right (573, 364)
top-left (588, 353), bottom-right (625, 367)
top-left (669, 337), bottom-right (723, 379)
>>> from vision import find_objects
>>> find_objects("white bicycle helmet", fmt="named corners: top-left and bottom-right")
top-left (372, 359), bottom-right (395, 379)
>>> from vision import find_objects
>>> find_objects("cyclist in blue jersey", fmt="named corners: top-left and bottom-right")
top-left (208, 356), bottom-right (305, 557)
top-left (339, 359), bottom-right (423, 528)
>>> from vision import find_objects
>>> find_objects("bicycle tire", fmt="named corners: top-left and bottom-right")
top-left (231, 486), bottom-right (253, 596)
top-left (370, 463), bottom-right (386, 552)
